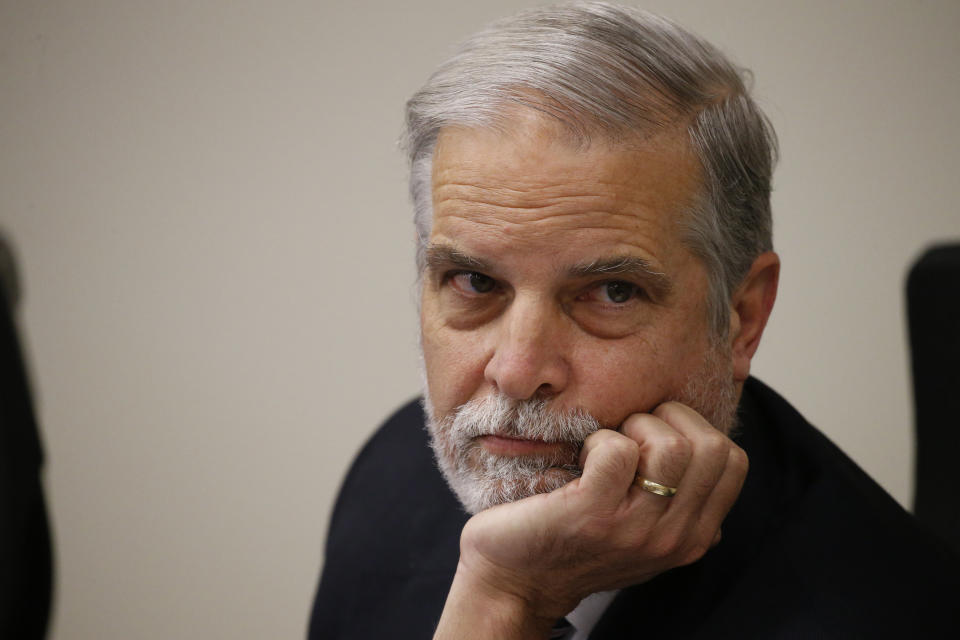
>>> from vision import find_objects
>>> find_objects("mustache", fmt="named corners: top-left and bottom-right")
top-left (445, 394), bottom-right (602, 444)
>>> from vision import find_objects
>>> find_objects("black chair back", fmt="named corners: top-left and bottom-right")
top-left (0, 234), bottom-right (52, 639)
top-left (908, 243), bottom-right (960, 556)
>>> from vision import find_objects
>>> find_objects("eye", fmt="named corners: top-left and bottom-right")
top-left (603, 281), bottom-right (637, 304)
top-left (450, 271), bottom-right (497, 295)
top-left (575, 280), bottom-right (646, 307)
top-left (570, 280), bottom-right (651, 339)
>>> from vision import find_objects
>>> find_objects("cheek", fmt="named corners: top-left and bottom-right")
top-left (569, 336), bottom-right (683, 425)
top-left (420, 308), bottom-right (490, 418)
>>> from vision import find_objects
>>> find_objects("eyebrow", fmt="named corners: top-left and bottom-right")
top-left (569, 256), bottom-right (673, 298)
top-left (424, 244), bottom-right (492, 273)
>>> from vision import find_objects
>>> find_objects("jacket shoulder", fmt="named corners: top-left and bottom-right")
top-left (309, 398), bottom-right (466, 639)
top-left (737, 378), bottom-right (960, 634)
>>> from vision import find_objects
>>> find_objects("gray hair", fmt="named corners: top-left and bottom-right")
top-left (402, 1), bottom-right (777, 337)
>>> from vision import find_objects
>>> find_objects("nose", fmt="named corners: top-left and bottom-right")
top-left (483, 295), bottom-right (570, 400)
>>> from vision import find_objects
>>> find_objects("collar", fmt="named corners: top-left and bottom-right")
top-left (566, 590), bottom-right (619, 640)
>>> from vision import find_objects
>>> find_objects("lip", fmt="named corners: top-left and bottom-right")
top-left (477, 434), bottom-right (572, 457)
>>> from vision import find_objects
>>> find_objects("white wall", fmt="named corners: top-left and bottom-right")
top-left (1, 1), bottom-right (957, 638)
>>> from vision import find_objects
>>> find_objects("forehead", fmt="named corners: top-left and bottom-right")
top-left (429, 113), bottom-right (703, 271)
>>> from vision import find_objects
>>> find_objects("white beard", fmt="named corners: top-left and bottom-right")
top-left (422, 393), bottom-right (601, 513)
top-left (421, 345), bottom-right (739, 514)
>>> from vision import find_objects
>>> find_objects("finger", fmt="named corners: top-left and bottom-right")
top-left (652, 402), bottom-right (733, 511)
top-left (620, 412), bottom-right (693, 497)
top-left (651, 403), bottom-right (748, 563)
top-left (674, 446), bottom-right (747, 566)
top-left (577, 429), bottom-right (640, 509)
top-left (696, 443), bottom-right (749, 540)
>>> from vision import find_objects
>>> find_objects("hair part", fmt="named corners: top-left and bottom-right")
top-left (403, 1), bottom-right (777, 338)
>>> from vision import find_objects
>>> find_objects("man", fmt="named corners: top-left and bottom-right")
top-left (310, 3), bottom-right (960, 638)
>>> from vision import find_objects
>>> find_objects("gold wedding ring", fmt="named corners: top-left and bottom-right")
top-left (635, 474), bottom-right (678, 497)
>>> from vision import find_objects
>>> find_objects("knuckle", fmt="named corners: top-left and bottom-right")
top-left (712, 528), bottom-right (723, 547)
top-left (698, 429), bottom-right (728, 453)
top-left (646, 436), bottom-right (693, 475)
top-left (669, 529), bottom-right (713, 566)
top-left (585, 433), bottom-right (640, 478)
top-left (728, 444), bottom-right (749, 473)
top-left (638, 431), bottom-right (690, 457)
top-left (647, 523), bottom-right (715, 567)
top-left (607, 437), bottom-right (641, 470)
top-left (585, 428), bottom-right (617, 446)
top-left (680, 540), bottom-right (711, 566)
top-left (666, 433), bottom-right (693, 457)
top-left (622, 412), bottom-right (659, 433)
top-left (647, 536), bottom-right (678, 560)
top-left (652, 401), bottom-right (685, 424)
top-left (581, 428), bottom-right (616, 457)
top-left (611, 434), bottom-right (641, 457)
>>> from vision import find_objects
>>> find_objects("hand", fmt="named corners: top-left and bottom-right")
top-left (434, 402), bottom-right (748, 639)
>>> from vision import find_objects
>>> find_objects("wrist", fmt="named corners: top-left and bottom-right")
top-left (434, 560), bottom-right (557, 640)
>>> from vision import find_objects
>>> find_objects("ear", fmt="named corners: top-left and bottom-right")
top-left (729, 251), bottom-right (779, 383)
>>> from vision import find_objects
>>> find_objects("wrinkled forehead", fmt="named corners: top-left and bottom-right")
top-left (424, 114), bottom-right (708, 289)
top-left (429, 111), bottom-right (704, 229)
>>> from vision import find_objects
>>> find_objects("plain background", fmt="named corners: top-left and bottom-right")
top-left (1, 0), bottom-right (958, 637)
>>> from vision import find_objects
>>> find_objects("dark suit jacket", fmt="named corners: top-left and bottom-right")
top-left (310, 379), bottom-right (960, 638)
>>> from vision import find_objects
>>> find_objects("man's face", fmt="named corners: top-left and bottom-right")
top-left (419, 111), bottom-right (738, 513)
